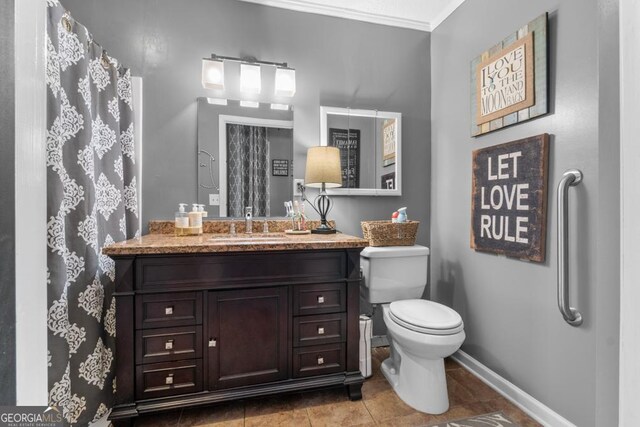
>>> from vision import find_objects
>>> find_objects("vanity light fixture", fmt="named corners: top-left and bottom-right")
top-left (201, 58), bottom-right (225, 90)
top-left (202, 54), bottom-right (295, 97)
top-left (274, 67), bottom-right (296, 96)
top-left (240, 63), bottom-right (261, 94)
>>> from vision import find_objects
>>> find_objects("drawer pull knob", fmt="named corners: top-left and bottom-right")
top-left (317, 296), bottom-right (325, 304)
top-left (317, 327), bottom-right (325, 335)
top-left (165, 373), bottom-right (174, 385)
top-left (317, 356), bottom-right (324, 365)
top-left (208, 338), bottom-right (217, 348)
top-left (165, 306), bottom-right (174, 315)
top-left (165, 339), bottom-right (174, 350)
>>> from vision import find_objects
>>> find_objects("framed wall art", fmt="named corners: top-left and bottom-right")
top-left (470, 134), bottom-right (549, 262)
top-left (471, 13), bottom-right (548, 136)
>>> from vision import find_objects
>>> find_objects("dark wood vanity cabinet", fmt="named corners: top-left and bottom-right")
top-left (109, 248), bottom-right (364, 425)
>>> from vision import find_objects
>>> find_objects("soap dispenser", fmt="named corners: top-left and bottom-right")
top-left (198, 204), bottom-right (207, 234)
top-left (189, 204), bottom-right (203, 234)
top-left (175, 203), bottom-right (189, 236)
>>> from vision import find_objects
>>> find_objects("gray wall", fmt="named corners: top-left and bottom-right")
top-left (267, 127), bottom-right (293, 217)
top-left (430, 1), bottom-right (619, 426)
top-left (0, 0), bottom-right (16, 405)
top-left (61, 0), bottom-right (431, 242)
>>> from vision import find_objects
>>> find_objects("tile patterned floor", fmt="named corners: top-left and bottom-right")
top-left (134, 347), bottom-right (541, 427)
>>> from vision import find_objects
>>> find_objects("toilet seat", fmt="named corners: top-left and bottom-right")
top-left (389, 299), bottom-right (464, 335)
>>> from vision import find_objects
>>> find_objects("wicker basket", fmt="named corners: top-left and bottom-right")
top-left (361, 220), bottom-right (419, 247)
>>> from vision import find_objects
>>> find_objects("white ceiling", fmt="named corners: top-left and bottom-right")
top-left (237, 0), bottom-right (466, 32)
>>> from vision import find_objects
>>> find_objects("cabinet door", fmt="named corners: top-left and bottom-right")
top-left (208, 287), bottom-right (288, 389)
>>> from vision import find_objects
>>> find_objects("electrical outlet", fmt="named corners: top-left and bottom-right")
top-left (209, 194), bottom-right (220, 206)
top-left (294, 179), bottom-right (304, 196)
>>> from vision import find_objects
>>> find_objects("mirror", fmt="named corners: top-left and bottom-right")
top-left (197, 98), bottom-right (294, 217)
top-left (320, 107), bottom-right (401, 196)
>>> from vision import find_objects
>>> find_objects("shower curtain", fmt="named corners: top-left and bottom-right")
top-left (227, 124), bottom-right (271, 217)
top-left (46, 3), bottom-right (139, 424)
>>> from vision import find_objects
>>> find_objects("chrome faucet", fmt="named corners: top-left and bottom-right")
top-left (245, 207), bottom-right (253, 234)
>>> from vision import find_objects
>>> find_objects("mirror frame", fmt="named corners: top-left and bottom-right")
top-left (218, 114), bottom-right (294, 216)
top-left (319, 106), bottom-right (402, 196)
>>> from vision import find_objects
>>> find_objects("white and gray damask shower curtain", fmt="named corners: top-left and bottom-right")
top-left (46, 3), bottom-right (139, 424)
top-left (227, 124), bottom-right (271, 217)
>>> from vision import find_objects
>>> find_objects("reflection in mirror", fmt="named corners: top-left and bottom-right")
top-left (197, 98), bottom-right (294, 217)
top-left (320, 107), bottom-right (401, 196)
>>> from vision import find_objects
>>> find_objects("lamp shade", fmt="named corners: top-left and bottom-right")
top-left (304, 146), bottom-right (342, 188)
top-left (201, 58), bottom-right (224, 90)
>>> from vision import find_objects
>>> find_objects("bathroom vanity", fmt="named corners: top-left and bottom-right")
top-left (103, 225), bottom-right (367, 425)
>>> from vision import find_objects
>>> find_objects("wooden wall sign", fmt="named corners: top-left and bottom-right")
top-left (329, 128), bottom-right (360, 188)
top-left (471, 13), bottom-right (548, 136)
top-left (470, 134), bottom-right (549, 262)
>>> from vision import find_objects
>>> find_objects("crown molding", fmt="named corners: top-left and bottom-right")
top-left (238, 0), bottom-right (433, 32)
top-left (430, 0), bottom-right (466, 30)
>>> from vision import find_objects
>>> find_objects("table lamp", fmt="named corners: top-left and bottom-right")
top-left (304, 146), bottom-right (342, 234)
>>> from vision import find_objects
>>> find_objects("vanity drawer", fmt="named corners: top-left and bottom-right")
top-left (293, 343), bottom-right (345, 378)
top-left (293, 283), bottom-right (346, 316)
top-left (136, 326), bottom-right (202, 365)
top-left (136, 292), bottom-right (202, 329)
top-left (136, 359), bottom-right (203, 400)
top-left (293, 313), bottom-right (346, 347)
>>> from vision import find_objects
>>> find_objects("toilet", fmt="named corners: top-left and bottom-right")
top-left (360, 245), bottom-right (465, 414)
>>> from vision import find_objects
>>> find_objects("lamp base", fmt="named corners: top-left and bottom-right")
top-left (311, 227), bottom-right (336, 234)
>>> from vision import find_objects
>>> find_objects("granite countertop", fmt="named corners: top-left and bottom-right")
top-left (103, 232), bottom-right (369, 256)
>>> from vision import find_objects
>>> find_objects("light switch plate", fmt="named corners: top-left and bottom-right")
top-left (209, 194), bottom-right (220, 206)
top-left (293, 179), bottom-right (304, 196)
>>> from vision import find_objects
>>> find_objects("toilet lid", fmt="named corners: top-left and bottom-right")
top-left (389, 299), bottom-right (464, 335)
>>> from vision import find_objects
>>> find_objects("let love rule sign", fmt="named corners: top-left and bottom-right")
top-left (470, 134), bottom-right (549, 262)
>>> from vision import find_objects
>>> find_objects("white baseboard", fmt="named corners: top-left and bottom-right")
top-left (452, 350), bottom-right (576, 427)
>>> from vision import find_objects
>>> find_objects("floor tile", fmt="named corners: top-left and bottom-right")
top-left (362, 378), bottom-right (415, 422)
top-left (294, 387), bottom-right (347, 409)
top-left (447, 367), bottom-right (500, 402)
top-left (446, 374), bottom-right (476, 406)
top-left (307, 399), bottom-right (375, 426)
top-left (244, 394), bottom-right (311, 427)
top-left (444, 357), bottom-right (462, 371)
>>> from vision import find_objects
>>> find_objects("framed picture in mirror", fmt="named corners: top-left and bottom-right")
top-left (320, 106), bottom-right (402, 196)
top-left (381, 172), bottom-right (395, 190)
top-left (328, 128), bottom-right (360, 188)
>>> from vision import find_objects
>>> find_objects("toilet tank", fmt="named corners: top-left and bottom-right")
top-left (360, 245), bottom-right (430, 304)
